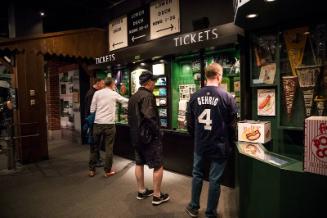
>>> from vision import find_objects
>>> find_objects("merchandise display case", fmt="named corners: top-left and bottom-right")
top-left (129, 61), bottom-right (170, 128)
top-left (111, 66), bottom-right (130, 124)
top-left (171, 54), bottom-right (201, 130)
top-left (237, 142), bottom-right (295, 168)
top-left (171, 47), bottom-right (241, 131)
top-left (204, 48), bottom-right (241, 116)
top-left (249, 24), bottom-right (327, 159)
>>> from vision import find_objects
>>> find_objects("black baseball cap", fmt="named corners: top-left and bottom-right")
top-left (139, 70), bottom-right (159, 85)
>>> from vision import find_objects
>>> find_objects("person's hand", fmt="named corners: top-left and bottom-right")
top-left (6, 101), bottom-right (13, 110)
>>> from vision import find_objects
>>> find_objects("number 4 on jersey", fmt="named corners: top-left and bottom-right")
top-left (198, 109), bottom-right (212, 130)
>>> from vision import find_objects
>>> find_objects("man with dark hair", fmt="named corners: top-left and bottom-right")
top-left (128, 70), bottom-right (170, 206)
top-left (85, 78), bottom-right (105, 118)
top-left (84, 78), bottom-right (105, 167)
top-left (89, 77), bottom-right (128, 177)
top-left (185, 63), bottom-right (238, 218)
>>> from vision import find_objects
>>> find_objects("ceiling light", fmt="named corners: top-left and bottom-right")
top-left (40, 11), bottom-right (45, 17)
top-left (246, 13), bottom-right (258, 19)
top-left (265, 0), bottom-right (276, 2)
top-left (304, 31), bottom-right (310, 35)
top-left (140, 62), bottom-right (146, 66)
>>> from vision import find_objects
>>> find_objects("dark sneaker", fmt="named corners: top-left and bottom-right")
top-left (185, 205), bottom-right (199, 217)
top-left (152, 193), bottom-right (170, 206)
top-left (136, 188), bottom-right (154, 200)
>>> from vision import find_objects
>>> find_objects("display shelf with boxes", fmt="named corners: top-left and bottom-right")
top-left (249, 24), bottom-right (327, 161)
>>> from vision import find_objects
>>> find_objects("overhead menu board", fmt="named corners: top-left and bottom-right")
top-left (128, 7), bottom-right (150, 46)
top-left (109, 16), bottom-right (128, 51)
top-left (150, 0), bottom-right (180, 40)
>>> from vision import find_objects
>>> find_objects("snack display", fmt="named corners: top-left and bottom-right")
top-left (238, 142), bottom-right (266, 160)
top-left (238, 120), bottom-right (271, 144)
top-left (304, 116), bottom-right (327, 176)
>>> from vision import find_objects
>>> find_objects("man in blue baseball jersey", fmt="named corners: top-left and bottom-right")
top-left (185, 63), bottom-right (238, 218)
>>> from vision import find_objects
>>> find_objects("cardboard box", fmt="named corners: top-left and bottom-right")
top-left (304, 116), bottom-right (327, 176)
top-left (238, 120), bottom-right (271, 144)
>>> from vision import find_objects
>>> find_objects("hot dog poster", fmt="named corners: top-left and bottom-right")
top-left (257, 89), bottom-right (276, 116)
top-left (304, 116), bottom-right (327, 176)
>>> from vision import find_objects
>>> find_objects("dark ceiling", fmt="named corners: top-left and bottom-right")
top-left (0, 0), bottom-right (151, 38)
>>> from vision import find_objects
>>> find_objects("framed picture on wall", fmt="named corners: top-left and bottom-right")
top-left (257, 89), bottom-right (276, 116)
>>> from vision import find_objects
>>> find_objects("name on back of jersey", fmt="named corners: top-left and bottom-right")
top-left (197, 95), bottom-right (219, 106)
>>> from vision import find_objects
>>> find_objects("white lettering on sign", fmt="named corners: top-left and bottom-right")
top-left (173, 28), bottom-right (219, 47)
top-left (150, 0), bottom-right (180, 40)
top-left (109, 16), bottom-right (128, 51)
top-left (95, 54), bottom-right (116, 64)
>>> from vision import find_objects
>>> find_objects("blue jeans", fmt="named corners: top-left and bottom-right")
top-left (189, 152), bottom-right (227, 218)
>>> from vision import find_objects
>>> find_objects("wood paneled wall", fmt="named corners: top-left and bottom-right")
top-left (15, 51), bottom-right (48, 163)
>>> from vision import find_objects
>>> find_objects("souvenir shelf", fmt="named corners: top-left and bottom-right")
top-left (250, 34), bottom-right (278, 87)
top-left (249, 24), bottom-right (327, 159)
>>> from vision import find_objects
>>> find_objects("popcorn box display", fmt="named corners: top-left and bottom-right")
top-left (237, 120), bottom-right (271, 144)
top-left (304, 116), bottom-right (327, 176)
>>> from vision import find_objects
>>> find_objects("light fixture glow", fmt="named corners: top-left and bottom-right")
top-left (246, 13), bottom-right (258, 19)
top-left (265, 0), bottom-right (276, 2)
top-left (40, 11), bottom-right (45, 16)
top-left (140, 62), bottom-right (146, 66)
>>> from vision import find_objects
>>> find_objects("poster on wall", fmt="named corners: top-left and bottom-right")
top-left (257, 89), bottom-right (276, 116)
top-left (259, 63), bottom-right (276, 84)
top-left (109, 16), bottom-right (128, 51)
top-left (150, 0), bottom-right (180, 40)
top-left (128, 7), bottom-right (150, 46)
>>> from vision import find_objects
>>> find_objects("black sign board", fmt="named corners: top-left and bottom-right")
top-left (128, 7), bottom-right (150, 46)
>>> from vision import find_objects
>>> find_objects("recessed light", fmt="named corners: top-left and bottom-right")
top-left (40, 11), bottom-right (45, 16)
top-left (265, 0), bottom-right (276, 2)
top-left (246, 13), bottom-right (258, 19)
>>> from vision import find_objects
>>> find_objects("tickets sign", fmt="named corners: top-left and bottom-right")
top-left (109, 16), bottom-right (128, 51)
top-left (150, 0), bottom-right (180, 40)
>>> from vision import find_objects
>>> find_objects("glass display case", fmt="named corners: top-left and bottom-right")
top-left (111, 66), bottom-right (130, 124)
top-left (237, 141), bottom-right (296, 168)
top-left (130, 61), bottom-right (170, 128)
top-left (171, 48), bottom-right (241, 131)
top-left (204, 48), bottom-right (241, 116)
top-left (171, 54), bottom-right (201, 131)
top-left (249, 24), bottom-right (327, 160)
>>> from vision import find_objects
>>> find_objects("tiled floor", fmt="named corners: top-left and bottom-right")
top-left (0, 139), bottom-right (238, 218)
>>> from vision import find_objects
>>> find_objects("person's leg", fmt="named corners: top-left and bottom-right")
top-left (153, 165), bottom-right (163, 197)
top-left (188, 153), bottom-right (204, 210)
top-left (104, 125), bottom-right (116, 173)
top-left (205, 159), bottom-right (227, 218)
top-left (135, 164), bottom-right (145, 191)
top-left (89, 124), bottom-right (101, 173)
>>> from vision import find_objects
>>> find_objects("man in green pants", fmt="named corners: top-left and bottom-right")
top-left (89, 77), bottom-right (128, 177)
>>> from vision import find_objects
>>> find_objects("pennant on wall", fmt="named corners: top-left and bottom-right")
top-left (284, 27), bottom-right (309, 76)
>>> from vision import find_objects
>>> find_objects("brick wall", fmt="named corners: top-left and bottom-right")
top-left (46, 60), bottom-right (62, 131)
